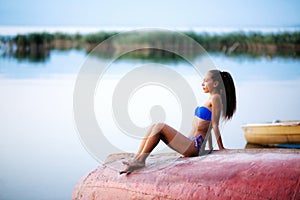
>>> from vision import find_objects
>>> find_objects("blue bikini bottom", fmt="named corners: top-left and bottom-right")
top-left (189, 135), bottom-right (205, 152)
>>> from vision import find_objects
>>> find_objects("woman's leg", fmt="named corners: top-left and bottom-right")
top-left (121, 123), bottom-right (199, 174)
top-left (135, 123), bottom-right (199, 163)
top-left (135, 124), bottom-right (155, 156)
top-left (120, 124), bottom-right (156, 173)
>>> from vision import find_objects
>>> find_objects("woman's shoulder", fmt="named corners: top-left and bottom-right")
top-left (210, 93), bottom-right (222, 101)
top-left (205, 94), bottom-right (221, 109)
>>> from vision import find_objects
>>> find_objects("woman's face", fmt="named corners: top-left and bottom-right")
top-left (202, 72), bottom-right (215, 93)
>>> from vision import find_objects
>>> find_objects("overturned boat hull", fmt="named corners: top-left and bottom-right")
top-left (72, 149), bottom-right (300, 200)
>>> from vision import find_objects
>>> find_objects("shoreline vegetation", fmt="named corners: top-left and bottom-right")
top-left (0, 31), bottom-right (299, 62)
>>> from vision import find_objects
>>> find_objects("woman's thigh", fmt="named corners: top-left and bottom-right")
top-left (155, 123), bottom-right (198, 157)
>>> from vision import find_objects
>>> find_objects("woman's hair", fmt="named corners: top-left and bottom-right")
top-left (209, 69), bottom-right (236, 120)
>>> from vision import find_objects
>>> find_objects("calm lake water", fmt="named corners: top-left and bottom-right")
top-left (0, 49), bottom-right (300, 200)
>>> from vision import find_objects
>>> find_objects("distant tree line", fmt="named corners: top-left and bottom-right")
top-left (0, 31), bottom-right (299, 61)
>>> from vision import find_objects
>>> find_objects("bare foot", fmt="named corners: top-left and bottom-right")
top-left (119, 160), bottom-right (145, 175)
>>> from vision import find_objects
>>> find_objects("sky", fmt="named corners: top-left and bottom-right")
top-left (0, 0), bottom-right (300, 28)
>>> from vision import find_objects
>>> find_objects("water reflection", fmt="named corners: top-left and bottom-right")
top-left (1, 46), bottom-right (300, 64)
top-left (0, 50), bottom-right (299, 200)
top-left (0, 50), bottom-right (85, 79)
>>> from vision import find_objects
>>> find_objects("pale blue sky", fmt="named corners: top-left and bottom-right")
top-left (0, 0), bottom-right (299, 27)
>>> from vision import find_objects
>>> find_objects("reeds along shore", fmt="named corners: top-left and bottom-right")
top-left (0, 31), bottom-right (299, 61)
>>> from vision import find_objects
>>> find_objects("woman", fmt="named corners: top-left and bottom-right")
top-left (120, 69), bottom-right (236, 174)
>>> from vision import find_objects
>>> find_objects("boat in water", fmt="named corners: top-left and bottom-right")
top-left (242, 120), bottom-right (300, 148)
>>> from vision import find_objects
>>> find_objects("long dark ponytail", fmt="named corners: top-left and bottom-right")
top-left (209, 70), bottom-right (236, 120)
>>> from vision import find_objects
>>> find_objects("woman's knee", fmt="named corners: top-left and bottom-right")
top-left (149, 123), bottom-right (167, 137)
top-left (153, 123), bottom-right (166, 132)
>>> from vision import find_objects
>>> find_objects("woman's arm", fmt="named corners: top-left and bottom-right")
top-left (212, 124), bottom-right (225, 150)
top-left (211, 94), bottom-right (225, 150)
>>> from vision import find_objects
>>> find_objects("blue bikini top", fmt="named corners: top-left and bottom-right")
top-left (195, 106), bottom-right (212, 121)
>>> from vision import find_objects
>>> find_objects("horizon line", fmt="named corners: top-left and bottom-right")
top-left (0, 25), bottom-right (300, 36)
